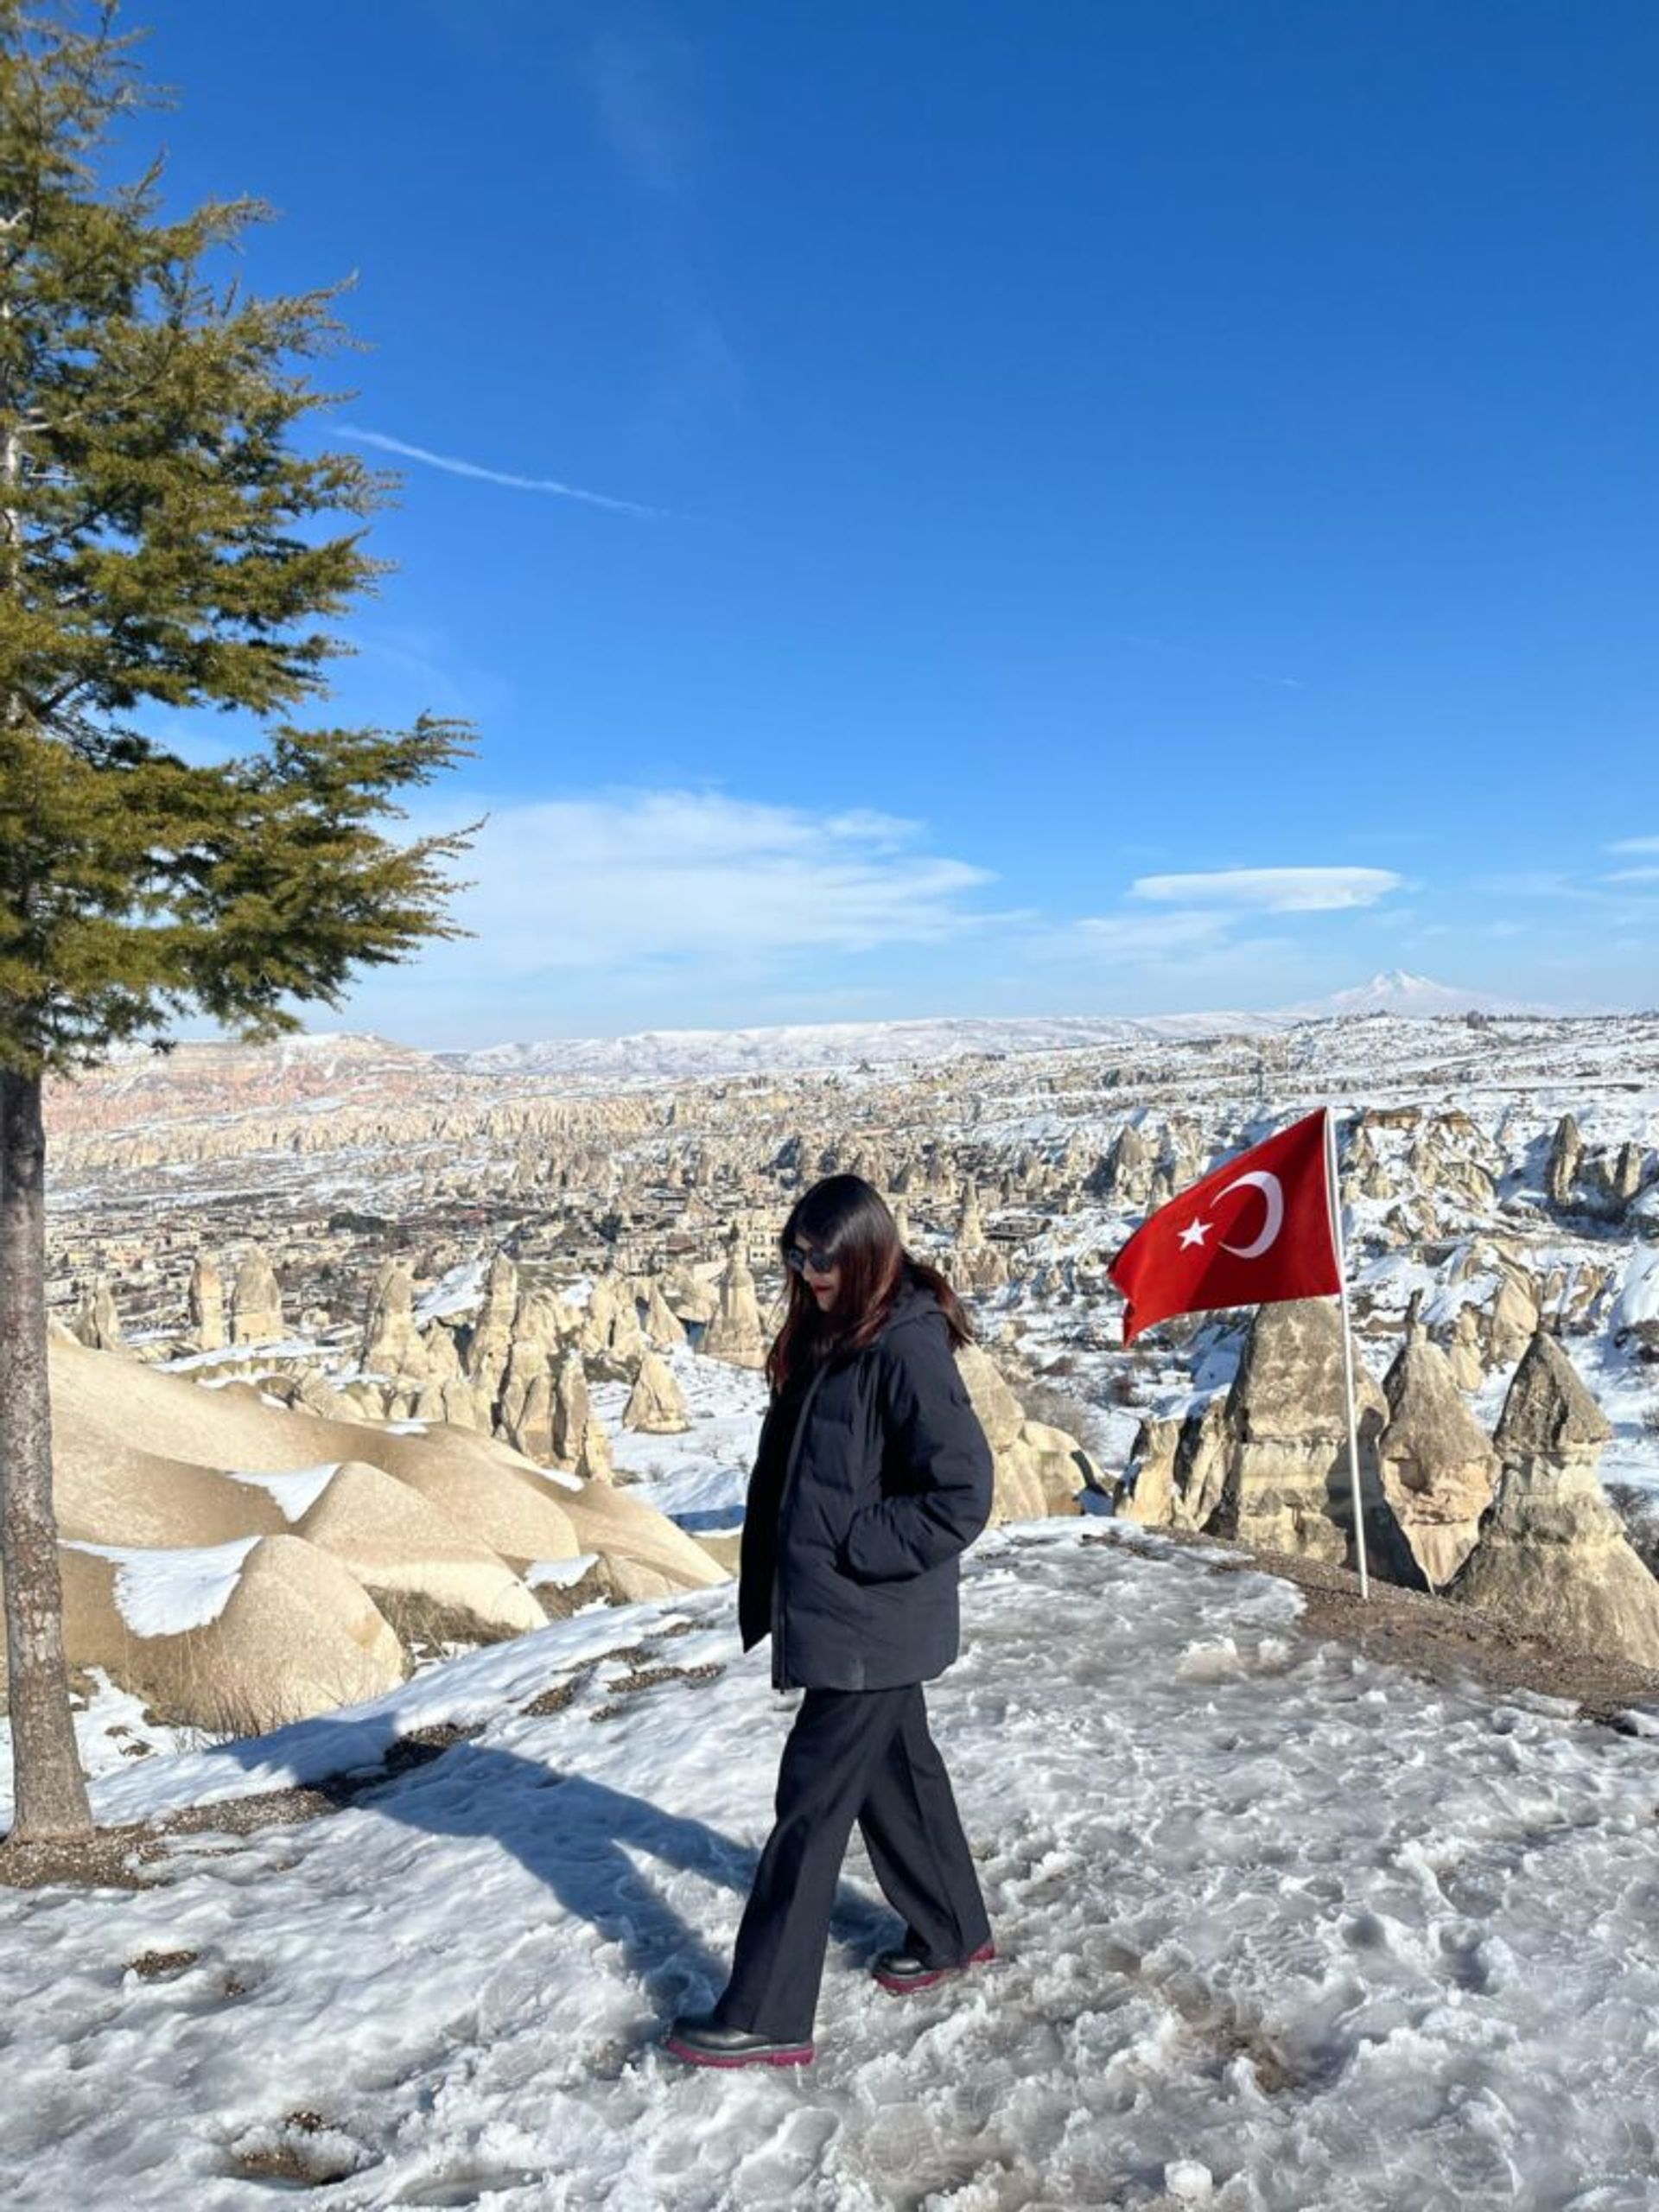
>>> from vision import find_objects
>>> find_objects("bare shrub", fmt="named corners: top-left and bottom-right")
top-left (1020, 1376), bottom-right (1093, 1437)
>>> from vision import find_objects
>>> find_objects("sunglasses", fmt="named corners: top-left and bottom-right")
top-left (784, 1243), bottom-right (837, 1276)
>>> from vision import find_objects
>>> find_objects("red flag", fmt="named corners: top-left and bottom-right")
top-left (1109, 1107), bottom-right (1341, 1344)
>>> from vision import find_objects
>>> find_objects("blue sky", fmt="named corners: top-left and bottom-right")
top-left (131, 1), bottom-right (1656, 1043)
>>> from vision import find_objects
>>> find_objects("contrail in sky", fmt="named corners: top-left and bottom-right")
top-left (340, 426), bottom-right (674, 518)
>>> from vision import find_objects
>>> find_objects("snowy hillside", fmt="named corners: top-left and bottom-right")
top-left (445, 1013), bottom-right (1241, 1082)
top-left (3, 1522), bottom-right (1657, 2209)
top-left (440, 979), bottom-right (1530, 1084)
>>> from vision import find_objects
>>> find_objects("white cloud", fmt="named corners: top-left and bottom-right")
top-left (338, 428), bottom-right (671, 519)
top-left (1605, 866), bottom-right (1659, 886)
top-left (1606, 836), bottom-right (1659, 855)
top-left (1128, 867), bottom-right (1403, 912)
top-left (402, 790), bottom-right (996, 980)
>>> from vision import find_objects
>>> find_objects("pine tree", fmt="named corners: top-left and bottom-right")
top-left (0, 3), bottom-right (474, 1843)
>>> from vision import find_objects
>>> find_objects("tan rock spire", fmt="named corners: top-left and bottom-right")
top-left (230, 1244), bottom-right (284, 1344)
top-left (623, 1348), bottom-right (690, 1434)
top-left (645, 1278), bottom-right (688, 1350)
top-left (550, 1347), bottom-right (591, 1467)
top-left (360, 1259), bottom-right (426, 1380)
top-left (699, 1233), bottom-right (770, 1370)
top-left (582, 1268), bottom-right (646, 1378)
top-left (463, 1250), bottom-right (519, 1415)
top-left (1376, 1326), bottom-right (1499, 1587)
top-left (71, 1276), bottom-right (124, 1351)
top-left (1211, 1299), bottom-right (1414, 1581)
top-left (1448, 1329), bottom-right (1659, 1668)
top-left (187, 1254), bottom-right (226, 1351)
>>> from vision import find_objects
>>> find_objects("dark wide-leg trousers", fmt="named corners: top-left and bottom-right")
top-left (713, 1682), bottom-right (991, 2042)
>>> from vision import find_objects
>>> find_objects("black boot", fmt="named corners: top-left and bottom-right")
top-left (871, 1937), bottom-right (995, 1994)
top-left (663, 2012), bottom-right (815, 2068)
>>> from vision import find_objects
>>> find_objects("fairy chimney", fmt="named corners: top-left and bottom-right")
top-left (187, 1254), bottom-right (226, 1352)
top-left (463, 1251), bottom-right (520, 1410)
top-left (644, 1280), bottom-right (688, 1351)
top-left (1446, 1329), bottom-right (1659, 1669)
top-left (622, 1348), bottom-right (690, 1435)
top-left (498, 1338), bottom-right (555, 1461)
top-left (360, 1260), bottom-right (427, 1381)
top-left (550, 1347), bottom-right (591, 1468)
top-left (582, 1268), bottom-right (647, 1379)
top-left (71, 1276), bottom-right (124, 1351)
top-left (1376, 1322), bottom-right (1499, 1587)
top-left (230, 1244), bottom-right (285, 1344)
top-left (1211, 1300), bottom-right (1417, 1583)
top-left (699, 1236), bottom-right (770, 1370)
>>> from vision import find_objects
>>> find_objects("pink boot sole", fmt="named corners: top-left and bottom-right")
top-left (662, 2036), bottom-right (815, 2069)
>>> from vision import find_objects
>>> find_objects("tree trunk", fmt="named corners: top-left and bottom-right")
top-left (0, 1065), bottom-right (92, 1840)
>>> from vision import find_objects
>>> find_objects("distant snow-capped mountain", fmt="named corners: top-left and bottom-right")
top-left (1274, 969), bottom-right (1556, 1020)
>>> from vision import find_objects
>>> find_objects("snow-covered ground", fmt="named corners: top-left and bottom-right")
top-left (21, 1004), bottom-right (1659, 2204)
top-left (594, 1351), bottom-right (767, 1529)
top-left (5, 1522), bottom-right (1659, 2211)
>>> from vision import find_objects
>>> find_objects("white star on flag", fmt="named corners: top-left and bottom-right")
top-left (1178, 1217), bottom-right (1211, 1250)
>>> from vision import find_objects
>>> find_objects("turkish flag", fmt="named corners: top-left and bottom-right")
top-left (1108, 1108), bottom-right (1341, 1344)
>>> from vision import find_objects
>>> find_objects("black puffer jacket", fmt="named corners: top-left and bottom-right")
top-left (738, 1275), bottom-right (995, 1692)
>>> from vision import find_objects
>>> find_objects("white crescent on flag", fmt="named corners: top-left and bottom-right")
top-left (1216, 1169), bottom-right (1285, 1259)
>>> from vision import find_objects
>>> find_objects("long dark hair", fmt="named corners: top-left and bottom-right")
top-left (766, 1173), bottom-right (973, 1392)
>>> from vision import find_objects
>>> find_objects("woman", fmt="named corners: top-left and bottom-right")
top-left (665, 1174), bottom-right (996, 2069)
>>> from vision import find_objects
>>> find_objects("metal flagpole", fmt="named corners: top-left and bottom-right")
top-left (1325, 1104), bottom-right (1370, 1601)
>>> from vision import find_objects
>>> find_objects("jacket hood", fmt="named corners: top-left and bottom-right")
top-left (876, 1270), bottom-right (950, 1342)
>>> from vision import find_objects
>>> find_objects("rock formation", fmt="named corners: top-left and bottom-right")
top-left (52, 1533), bottom-right (407, 1734)
top-left (622, 1348), bottom-right (690, 1434)
top-left (1547, 1115), bottom-right (1584, 1208)
top-left (1206, 1300), bottom-right (1401, 1573)
top-left (577, 1414), bottom-right (614, 1483)
top-left (498, 1337), bottom-right (556, 1461)
top-left (699, 1237), bottom-right (770, 1369)
top-left (1125, 1301), bottom-right (1417, 1582)
top-left (956, 1344), bottom-right (1096, 1520)
top-left (1122, 1393), bottom-right (1233, 1533)
top-left (1376, 1317), bottom-right (1499, 1586)
top-left (230, 1244), bottom-right (285, 1344)
top-left (187, 1254), bottom-right (226, 1351)
top-left (462, 1250), bottom-right (520, 1415)
top-left (294, 1459), bottom-right (548, 1644)
top-left (41, 1333), bottom-right (727, 1734)
top-left (1486, 1264), bottom-right (1541, 1366)
top-left (550, 1348), bottom-right (591, 1467)
top-left (661, 1263), bottom-right (718, 1327)
top-left (1444, 1306), bottom-right (1486, 1391)
top-left (582, 1269), bottom-right (646, 1379)
top-left (645, 1280), bottom-right (688, 1350)
top-left (950, 1180), bottom-right (1007, 1292)
top-left (1091, 1122), bottom-right (1154, 1205)
top-left (1120, 1416), bottom-right (1180, 1527)
top-left (1447, 1329), bottom-right (1659, 1668)
top-left (70, 1276), bottom-right (124, 1350)
top-left (360, 1259), bottom-right (425, 1379)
